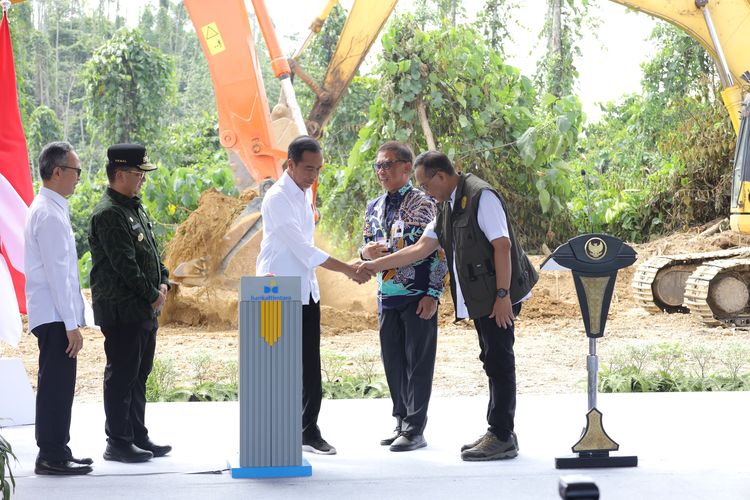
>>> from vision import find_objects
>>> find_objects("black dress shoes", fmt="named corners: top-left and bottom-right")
top-left (35, 458), bottom-right (92, 476)
top-left (103, 442), bottom-right (153, 463)
top-left (134, 438), bottom-right (172, 458)
top-left (389, 433), bottom-right (427, 452)
top-left (380, 427), bottom-right (402, 446)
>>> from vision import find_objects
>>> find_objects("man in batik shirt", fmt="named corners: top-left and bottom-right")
top-left (360, 141), bottom-right (447, 452)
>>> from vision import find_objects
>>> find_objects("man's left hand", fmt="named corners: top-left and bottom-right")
top-left (489, 296), bottom-right (514, 329)
top-left (415, 296), bottom-right (438, 320)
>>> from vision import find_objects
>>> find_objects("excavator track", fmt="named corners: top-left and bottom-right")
top-left (684, 258), bottom-right (750, 328)
top-left (631, 248), bottom-right (750, 315)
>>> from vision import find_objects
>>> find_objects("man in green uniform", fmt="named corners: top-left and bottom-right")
top-left (89, 144), bottom-right (172, 463)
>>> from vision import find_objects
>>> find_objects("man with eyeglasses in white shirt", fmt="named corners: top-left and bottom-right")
top-left (256, 135), bottom-right (374, 455)
top-left (24, 141), bottom-right (92, 475)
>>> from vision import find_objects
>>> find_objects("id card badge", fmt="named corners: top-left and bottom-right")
top-left (392, 220), bottom-right (405, 240)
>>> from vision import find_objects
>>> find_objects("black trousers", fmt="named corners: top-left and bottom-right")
top-left (101, 319), bottom-right (157, 446)
top-left (302, 298), bottom-right (323, 440)
top-left (473, 302), bottom-right (522, 442)
top-left (33, 322), bottom-right (76, 461)
top-left (379, 300), bottom-right (438, 435)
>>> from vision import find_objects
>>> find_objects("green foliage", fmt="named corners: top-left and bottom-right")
top-left (475, 0), bottom-right (518, 56)
top-left (599, 342), bottom-right (750, 393)
top-left (78, 251), bottom-right (92, 288)
top-left (142, 162), bottom-right (237, 247)
top-left (146, 356), bottom-right (239, 403)
top-left (82, 28), bottom-right (175, 146)
top-left (319, 16), bottom-right (583, 251)
top-left (0, 432), bottom-right (16, 500)
top-left (321, 351), bottom-right (389, 399)
top-left (413, 0), bottom-right (466, 28)
top-left (567, 24), bottom-right (735, 241)
top-left (535, 0), bottom-right (592, 99)
top-left (68, 171), bottom-right (107, 257)
top-left (139, 1), bottom-right (215, 122)
top-left (27, 105), bottom-right (63, 167)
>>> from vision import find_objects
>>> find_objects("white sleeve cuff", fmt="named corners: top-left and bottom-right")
top-left (63, 318), bottom-right (78, 331)
top-left (308, 248), bottom-right (330, 269)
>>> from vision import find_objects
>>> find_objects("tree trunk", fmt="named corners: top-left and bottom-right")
top-left (417, 97), bottom-right (436, 151)
top-left (549, 0), bottom-right (563, 97)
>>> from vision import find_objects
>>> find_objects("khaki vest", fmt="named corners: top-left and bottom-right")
top-left (435, 173), bottom-right (538, 320)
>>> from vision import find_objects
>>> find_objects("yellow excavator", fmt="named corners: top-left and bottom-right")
top-left (612, 0), bottom-right (750, 327)
top-left (176, 0), bottom-right (750, 327)
top-left (172, 0), bottom-right (397, 286)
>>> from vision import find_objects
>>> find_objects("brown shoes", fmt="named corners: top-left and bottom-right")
top-left (461, 431), bottom-right (519, 461)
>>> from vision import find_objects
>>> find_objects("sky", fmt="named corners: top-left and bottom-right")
top-left (116, 0), bottom-right (660, 122)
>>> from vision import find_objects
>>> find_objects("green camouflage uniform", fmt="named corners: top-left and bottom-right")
top-left (89, 187), bottom-right (169, 327)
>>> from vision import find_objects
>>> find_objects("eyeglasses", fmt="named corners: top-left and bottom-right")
top-left (372, 159), bottom-right (407, 172)
top-left (57, 165), bottom-right (81, 178)
top-left (123, 170), bottom-right (146, 180)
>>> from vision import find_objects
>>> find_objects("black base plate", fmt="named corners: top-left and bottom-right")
top-left (555, 454), bottom-right (638, 469)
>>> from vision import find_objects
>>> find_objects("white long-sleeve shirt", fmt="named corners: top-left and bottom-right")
top-left (424, 188), bottom-right (530, 319)
top-left (255, 171), bottom-right (329, 305)
top-left (24, 187), bottom-right (86, 332)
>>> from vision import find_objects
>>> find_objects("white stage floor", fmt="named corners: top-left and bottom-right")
top-left (3, 392), bottom-right (749, 499)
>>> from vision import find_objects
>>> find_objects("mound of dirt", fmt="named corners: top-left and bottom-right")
top-left (631, 220), bottom-right (748, 258)
top-left (161, 285), bottom-right (238, 331)
top-left (164, 188), bottom-right (257, 275)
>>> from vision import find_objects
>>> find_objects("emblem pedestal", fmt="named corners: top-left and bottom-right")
top-left (542, 234), bottom-right (638, 469)
top-left (231, 276), bottom-right (311, 478)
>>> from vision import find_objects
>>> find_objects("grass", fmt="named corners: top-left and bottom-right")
top-left (599, 342), bottom-right (750, 393)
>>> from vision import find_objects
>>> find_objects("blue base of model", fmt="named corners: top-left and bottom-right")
top-left (229, 458), bottom-right (312, 478)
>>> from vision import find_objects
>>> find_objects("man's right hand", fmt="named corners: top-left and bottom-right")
top-left (361, 241), bottom-right (389, 260)
top-left (152, 291), bottom-right (166, 311)
top-left (65, 328), bottom-right (84, 358)
top-left (345, 262), bottom-right (376, 284)
top-left (357, 260), bottom-right (380, 275)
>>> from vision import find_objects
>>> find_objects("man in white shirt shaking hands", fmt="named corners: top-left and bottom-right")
top-left (24, 142), bottom-right (93, 475)
top-left (256, 136), bottom-right (374, 455)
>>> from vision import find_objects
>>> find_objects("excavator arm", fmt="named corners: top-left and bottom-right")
top-left (173, 0), bottom-right (397, 286)
top-left (608, 0), bottom-right (750, 132)
top-left (297, 0), bottom-right (399, 138)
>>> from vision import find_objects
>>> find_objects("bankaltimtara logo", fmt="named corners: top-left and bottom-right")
top-left (251, 279), bottom-right (292, 301)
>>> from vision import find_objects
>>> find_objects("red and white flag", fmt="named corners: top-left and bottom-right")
top-left (0, 8), bottom-right (33, 325)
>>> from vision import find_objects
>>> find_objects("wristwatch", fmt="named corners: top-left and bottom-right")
top-left (496, 288), bottom-right (509, 299)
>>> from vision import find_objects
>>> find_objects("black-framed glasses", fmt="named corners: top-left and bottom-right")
top-left (57, 165), bottom-right (81, 178)
top-left (372, 159), bottom-right (406, 172)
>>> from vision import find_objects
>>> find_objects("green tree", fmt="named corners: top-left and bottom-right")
top-left (82, 28), bottom-right (175, 146)
top-left (413, 0), bottom-right (466, 29)
top-left (319, 15), bottom-right (583, 251)
top-left (27, 105), bottom-right (64, 173)
top-left (476, 0), bottom-right (519, 56)
top-left (535, 0), bottom-right (591, 98)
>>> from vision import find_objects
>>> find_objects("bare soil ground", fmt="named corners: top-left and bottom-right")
top-left (5, 226), bottom-right (750, 403)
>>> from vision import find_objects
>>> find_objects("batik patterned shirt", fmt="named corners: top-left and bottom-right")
top-left (362, 183), bottom-right (447, 310)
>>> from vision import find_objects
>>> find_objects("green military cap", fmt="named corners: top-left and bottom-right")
top-left (107, 143), bottom-right (157, 171)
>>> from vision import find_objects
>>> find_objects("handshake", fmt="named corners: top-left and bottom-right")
top-left (345, 260), bottom-right (380, 284)
top-left (345, 241), bottom-right (389, 285)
